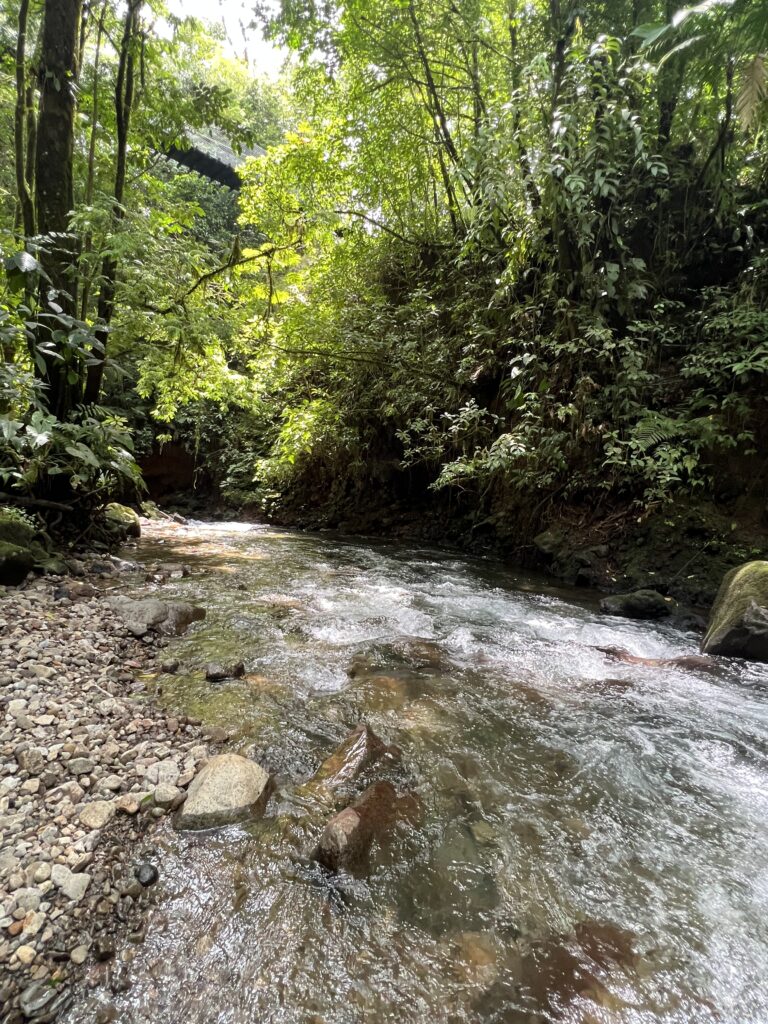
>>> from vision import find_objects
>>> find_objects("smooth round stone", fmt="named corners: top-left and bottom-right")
top-left (16, 943), bottom-right (36, 965)
top-left (70, 944), bottom-right (88, 964)
top-left (134, 863), bottom-right (159, 887)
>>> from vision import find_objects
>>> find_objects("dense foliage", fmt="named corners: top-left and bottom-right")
top-left (1, 0), bottom-right (767, 546)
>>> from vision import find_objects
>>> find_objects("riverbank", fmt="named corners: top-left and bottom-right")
top-left (0, 565), bottom-right (213, 1023)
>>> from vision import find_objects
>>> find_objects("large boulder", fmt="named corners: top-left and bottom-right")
top-left (106, 596), bottom-right (205, 637)
top-left (0, 508), bottom-right (48, 585)
top-left (104, 502), bottom-right (141, 539)
top-left (600, 589), bottom-right (672, 620)
top-left (177, 754), bottom-right (272, 829)
top-left (701, 561), bottom-right (768, 661)
top-left (0, 542), bottom-right (35, 586)
top-left (0, 507), bottom-right (37, 548)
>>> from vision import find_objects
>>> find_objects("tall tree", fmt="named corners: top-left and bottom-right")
top-left (84, 0), bottom-right (142, 405)
top-left (35, 0), bottom-right (82, 419)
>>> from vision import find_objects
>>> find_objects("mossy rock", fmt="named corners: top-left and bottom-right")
top-left (104, 502), bottom-right (141, 539)
top-left (701, 561), bottom-right (768, 662)
top-left (140, 500), bottom-right (165, 521)
top-left (0, 508), bottom-right (37, 549)
top-left (0, 542), bottom-right (35, 586)
top-left (600, 588), bottom-right (674, 620)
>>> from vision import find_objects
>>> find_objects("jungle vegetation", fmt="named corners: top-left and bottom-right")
top-left (1, 0), bottom-right (767, 545)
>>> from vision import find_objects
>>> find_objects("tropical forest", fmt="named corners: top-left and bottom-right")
top-left (1, 0), bottom-right (768, 1021)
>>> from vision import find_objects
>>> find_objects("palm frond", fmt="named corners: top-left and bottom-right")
top-left (736, 53), bottom-right (767, 128)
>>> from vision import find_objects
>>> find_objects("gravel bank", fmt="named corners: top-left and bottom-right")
top-left (0, 568), bottom-right (211, 1023)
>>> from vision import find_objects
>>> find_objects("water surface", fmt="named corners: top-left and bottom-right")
top-left (69, 520), bottom-right (768, 1023)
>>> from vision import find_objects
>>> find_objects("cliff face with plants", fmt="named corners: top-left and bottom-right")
top-left (1, 0), bottom-right (767, 602)
top-left (221, 0), bottom-right (768, 603)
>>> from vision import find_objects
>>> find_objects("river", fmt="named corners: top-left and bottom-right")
top-left (67, 519), bottom-right (768, 1023)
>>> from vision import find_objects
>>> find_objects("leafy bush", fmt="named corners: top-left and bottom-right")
top-left (0, 406), bottom-right (143, 505)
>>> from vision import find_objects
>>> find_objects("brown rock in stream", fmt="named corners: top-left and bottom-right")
top-left (595, 646), bottom-right (719, 673)
top-left (312, 780), bottom-right (420, 872)
top-left (517, 920), bottom-right (638, 1016)
top-left (296, 723), bottom-right (398, 803)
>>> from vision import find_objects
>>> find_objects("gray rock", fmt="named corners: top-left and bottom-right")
top-left (702, 561), bottom-right (768, 662)
top-left (19, 980), bottom-right (71, 1021)
top-left (50, 864), bottom-right (91, 902)
top-left (67, 757), bottom-right (94, 777)
top-left (16, 746), bottom-right (46, 774)
top-left (177, 754), bottom-right (272, 829)
top-left (70, 944), bottom-right (88, 964)
top-left (106, 596), bottom-right (205, 637)
top-left (79, 800), bottom-right (116, 830)
top-left (145, 759), bottom-right (180, 786)
top-left (600, 589), bottom-right (673, 620)
top-left (205, 661), bottom-right (245, 682)
top-left (153, 783), bottom-right (181, 808)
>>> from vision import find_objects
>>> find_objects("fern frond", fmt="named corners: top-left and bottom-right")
top-left (632, 414), bottom-right (683, 452)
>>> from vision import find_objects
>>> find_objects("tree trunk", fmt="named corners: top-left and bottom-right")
top-left (79, 0), bottom-right (108, 322)
top-left (14, 0), bottom-right (35, 239)
top-left (35, 0), bottom-right (82, 419)
top-left (84, 0), bottom-right (142, 406)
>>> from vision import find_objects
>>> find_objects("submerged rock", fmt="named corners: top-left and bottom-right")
top-left (595, 646), bottom-right (719, 673)
top-left (205, 661), bottom-right (245, 682)
top-left (701, 560), bottom-right (768, 662)
top-left (106, 596), bottom-right (205, 637)
top-left (134, 862), bottom-right (159, 887)
top-left (516, 920), bottom-right (638, 1017)
top-left (313, 780), bottom-right (419, 872)
top-left (177, 753), bottom-right (272, 829)
top-left (297, 723), bottom-right (397, 804)
top-left (600, 589), bottom-right (673, 619)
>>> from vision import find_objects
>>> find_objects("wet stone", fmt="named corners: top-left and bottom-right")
top-left (94, 936), bottom-right (117, 962)
top-left (134, 863), bottom-right (159, 887)
top-left (205, 661), bottom-right (246, 682)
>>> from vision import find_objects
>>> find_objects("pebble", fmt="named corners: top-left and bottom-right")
top-left (50, 864), bottom-right (91, 903)
top-left (0, 574), bottom-right (211, 1018)
top-left (79, 800), bottom-right (116, 830)
top-left (153, 784), bottom-right (181, 809)
top-left (134, 863), bottom-right (159, 887)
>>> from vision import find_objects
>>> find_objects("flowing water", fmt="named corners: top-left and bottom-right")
top-left (69, 520), bottom-right (768, 1023)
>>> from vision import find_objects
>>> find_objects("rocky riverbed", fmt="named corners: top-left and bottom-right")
top-left (0, 565), bottom-right (213, 1023)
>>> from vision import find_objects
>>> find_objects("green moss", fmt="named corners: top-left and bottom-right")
top-left (702, 561), bottom-right (768, 661)
top-left (0, 541), bottom-right (35, 586)
top-left (105, 502), bottom-right (141, 538)
top-left (0, 507), bottom-right (37, 549)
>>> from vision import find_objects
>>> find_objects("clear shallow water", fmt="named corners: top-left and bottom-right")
top-left (69, 520), bottom-right (768, 1023)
